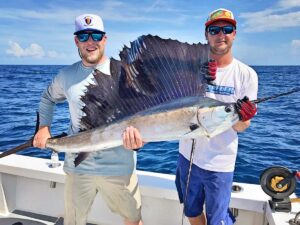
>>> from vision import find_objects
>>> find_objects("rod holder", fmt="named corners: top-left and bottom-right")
top-left (50, 181), bottom-right (57, 188)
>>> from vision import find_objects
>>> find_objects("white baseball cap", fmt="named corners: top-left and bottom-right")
top-left (74, 14), bottom-right (105, 35)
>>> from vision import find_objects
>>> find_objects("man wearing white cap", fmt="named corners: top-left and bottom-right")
top-left (33, 14), bottom-right (143, 225)
top-left (175, 8), bottom-right (258, 225)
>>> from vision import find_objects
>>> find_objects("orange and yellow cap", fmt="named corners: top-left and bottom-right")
top-left (205, 8), bottom-right (236, 27)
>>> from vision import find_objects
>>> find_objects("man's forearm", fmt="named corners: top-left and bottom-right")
top-left (232, 120), bottom-right (250, 132)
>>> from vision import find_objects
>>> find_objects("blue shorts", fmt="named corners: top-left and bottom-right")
top-left (175, 154), bottom-right (236, 225)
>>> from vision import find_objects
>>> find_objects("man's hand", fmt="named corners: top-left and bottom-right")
top-left (33, 126), bottom-right (51, 149)
top-left (235, 96), bottom-right (257, 121)
top-left (204, 59), bottom-right (217, 83)
top-left (122, 126), bottom-right (144, 151)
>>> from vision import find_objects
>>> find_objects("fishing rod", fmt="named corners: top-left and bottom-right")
top-left (253, 87), bottom-right (300, 104)
top-left (0, 87), bottom-right (299, 159)
top-left (179, 87), bottom-right (300, 225)
top-left (0, 112), bottom-right (67, 159)
top-left (0, 112), bottom-right (40, 158)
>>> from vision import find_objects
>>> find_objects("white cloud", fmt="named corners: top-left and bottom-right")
top-left (0, 1), bottom-right (190, 28)
top-left (6, 41), bottom-right (45, 58)
top-left (291, 39), bottom-right (300, 55)
top-left (47, 50), bottom-right (59, 58)
top-left (291, 39), bottom-right (300, 48)
top-left (278, 0), bottom-right (300, 9)
top-left (6, 41), bottom-right (67, 59)
top-left (47, 50), bottom-right (67, 59)
top-left (240, 10), bottom-right (300, 32)
top-left (239, 0), bottom-right (300, 33)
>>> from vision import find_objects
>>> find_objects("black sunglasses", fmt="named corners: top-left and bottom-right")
top-left (207, 25), bottom-right (235, 35)
top-left (76, 32), bottom-right (105, 42)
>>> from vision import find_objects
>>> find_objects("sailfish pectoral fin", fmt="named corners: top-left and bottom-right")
top-left (74, 152), bottom-right (91, 167)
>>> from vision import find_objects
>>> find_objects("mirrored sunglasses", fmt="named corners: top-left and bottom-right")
top-left (76, 33), bottom-right (105, 42)
top-left (207, 25), bottom-right (235, 35)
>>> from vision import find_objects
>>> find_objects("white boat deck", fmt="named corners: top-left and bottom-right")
top-left (0, 153), bottom-right (299, 225)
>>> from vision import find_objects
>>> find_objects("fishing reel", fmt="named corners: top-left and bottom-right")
top-left (260, 166), bottom-right (300, 212)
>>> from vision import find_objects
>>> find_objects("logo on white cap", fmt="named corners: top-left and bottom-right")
top-left (84, 16), bottom-right (92, 25)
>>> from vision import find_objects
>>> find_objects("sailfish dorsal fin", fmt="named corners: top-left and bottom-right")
top-left (80, 35), bottom-right (209, 130)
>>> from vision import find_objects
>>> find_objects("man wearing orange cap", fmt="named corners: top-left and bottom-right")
top-left (176, 8), bottom-right (258, 225)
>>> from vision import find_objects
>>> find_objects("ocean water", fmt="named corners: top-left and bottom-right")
top-left (0, 65), bottom-right (299, 197)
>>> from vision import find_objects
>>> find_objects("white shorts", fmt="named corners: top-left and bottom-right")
top-left (64, 172), bottom-right (142, 225)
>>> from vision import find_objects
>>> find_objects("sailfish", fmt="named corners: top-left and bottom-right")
top-left (1, 35), bottom-right (299, 166)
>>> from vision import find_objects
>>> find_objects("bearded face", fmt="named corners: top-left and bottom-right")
top-left (75, 32), bottom-right (107, 66)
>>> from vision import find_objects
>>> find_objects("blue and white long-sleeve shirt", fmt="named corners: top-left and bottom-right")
top-left (39, 59), bottom-right (135, 176)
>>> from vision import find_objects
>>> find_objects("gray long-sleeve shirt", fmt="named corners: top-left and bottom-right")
top-left (39, 59), bottom-right (135, 176)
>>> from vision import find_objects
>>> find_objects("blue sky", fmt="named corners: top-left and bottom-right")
top-left (1, 0), bottom-right (300, 65)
